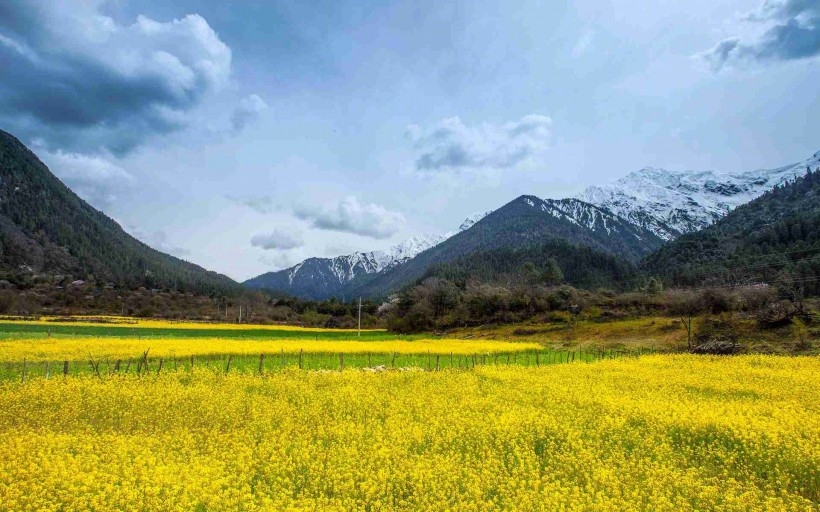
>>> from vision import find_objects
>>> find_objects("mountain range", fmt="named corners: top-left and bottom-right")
top-left (244, 213), bottom-right (488, 300)
top-left (2, 124), bottom-right (816, 303)
top-left (644, 155), bottom-right (820, 293)
top-left (246, 150), bottom-right (818, 299)
top-left (577, 154), bottom-right (818, 240)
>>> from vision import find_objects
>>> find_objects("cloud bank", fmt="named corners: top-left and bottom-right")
top-left (406, 114), bottom-right (552, 172)
top-left (39, 149), bottom-right (135, 209)
top-left (294, 196), bottom-right (405, 239)
top-left (701, 0), bottom-right (820, 70)
top-left (0, 0), bottom-right (232, 155)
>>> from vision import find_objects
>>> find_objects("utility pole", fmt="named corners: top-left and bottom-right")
top-left (357, 297), bottom-right (362, 337)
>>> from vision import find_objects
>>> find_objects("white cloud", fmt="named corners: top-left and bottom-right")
top-left (406, 114), bottom-right (552, 172)
top-left (38, 149), bottom-right (134, 209)
top-left (293, 196), bottom-right (406, 239)
top-left (231, 94), bottom-right (269, 134)
top-left (250, 228), bottom-right (304, 250)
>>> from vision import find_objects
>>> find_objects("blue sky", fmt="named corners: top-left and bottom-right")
top-left (1, 0), bottom-right (818, 280)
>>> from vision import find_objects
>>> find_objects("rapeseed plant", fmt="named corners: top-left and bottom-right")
top-left (0, 355), bottom-right (817, 511)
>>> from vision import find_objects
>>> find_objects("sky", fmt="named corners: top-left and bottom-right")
top-left (0, 0), bottom-right (818, 281)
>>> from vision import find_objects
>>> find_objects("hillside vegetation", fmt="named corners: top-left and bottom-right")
top-left (0, 129), bottom-right (237, 296)
top-left (644, 167), bottom-right (820, 293)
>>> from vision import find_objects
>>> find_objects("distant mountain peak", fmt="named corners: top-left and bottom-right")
top-left (576, 151), bottom-right (817, 240)
top-left (245, 210), bottom-right (491, 299)
top-left (458, 211), bottom-right (490, 231)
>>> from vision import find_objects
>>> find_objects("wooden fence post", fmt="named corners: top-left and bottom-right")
top-left (535, 352), bottom-right (540, 367)
top-left (45, 361), bottom-right (50, 380)
top-left (258, 353), bottom-right (265, 376)
top-left (339, 353), bottom-right (345, 372)
top-left (88, 356), bottom-right (102, 380)
top-left (298, 349), bottom-right (303, 370)
top-left (436, 355), bottom-right (440, 371)
top-left (63, 360), bottom-right (69, 376)
top-left (157, 359), bottom-right (164, 375)
top-left (21, 359), bottom-right (27, 383)
top-left (225, 355), bottom-right (232, 374)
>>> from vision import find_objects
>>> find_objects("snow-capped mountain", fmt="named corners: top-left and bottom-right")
top-left (577, 151), bottom-right (820, 240)
top-left (244, 212), bottom-right (490, 299)
top-left (539, 198), bottom-right (652, 241)
top-left (245, 149), bottom-right (819, 300)
top-left (344, 194), bottom-right (666, 299)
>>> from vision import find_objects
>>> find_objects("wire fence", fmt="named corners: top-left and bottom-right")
top-left (2, 347), bottom-right (655, 382)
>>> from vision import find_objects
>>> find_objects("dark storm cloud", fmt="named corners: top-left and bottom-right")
top-left (0, 0), bottom-right (232, 155)
top-left (702, 0), bottom-right (820, 70)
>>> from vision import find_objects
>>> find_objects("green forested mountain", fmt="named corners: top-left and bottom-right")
top-left (420, 239), bottom-right (638, 291)
top-left (643, 166), bottom-right (820, 294)
top-left (0, 129), bottom-right (238, 295)
top-left (345, 195), bottom-right (663, 299)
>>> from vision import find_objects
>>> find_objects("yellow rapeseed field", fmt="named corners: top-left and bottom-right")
top-left (1, 355), bottom-right (818, 511)
top-left (0, 315), bottom-right (376, 332)
top-left (0, 336), bottom-right (540, 362)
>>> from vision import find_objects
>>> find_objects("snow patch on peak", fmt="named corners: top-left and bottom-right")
top-left (286, 210), bottom-right (493, 285)
top-left (458, 211), bottom-right (490, 232)
top-left (577, 151), bottom-right (816, 240)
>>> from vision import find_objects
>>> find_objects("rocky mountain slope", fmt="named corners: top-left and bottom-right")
top-left (643, 164), bottom-right (820, 292)
top-left (577, 151), bottom-right (819, 240)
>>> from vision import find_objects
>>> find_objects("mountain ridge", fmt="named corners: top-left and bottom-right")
top-left (0, 129), bottom-right (239, 295)
top-left (244, 212), bottom-right (490, 299)
top-left (246, 148), bottom-right (820, 300)
top-left (341, 194), bottom-right (663, 299)
top-left (642, 163), bottom-right (820, 292)
top-left (576, 151), bottom-right (819, 240)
